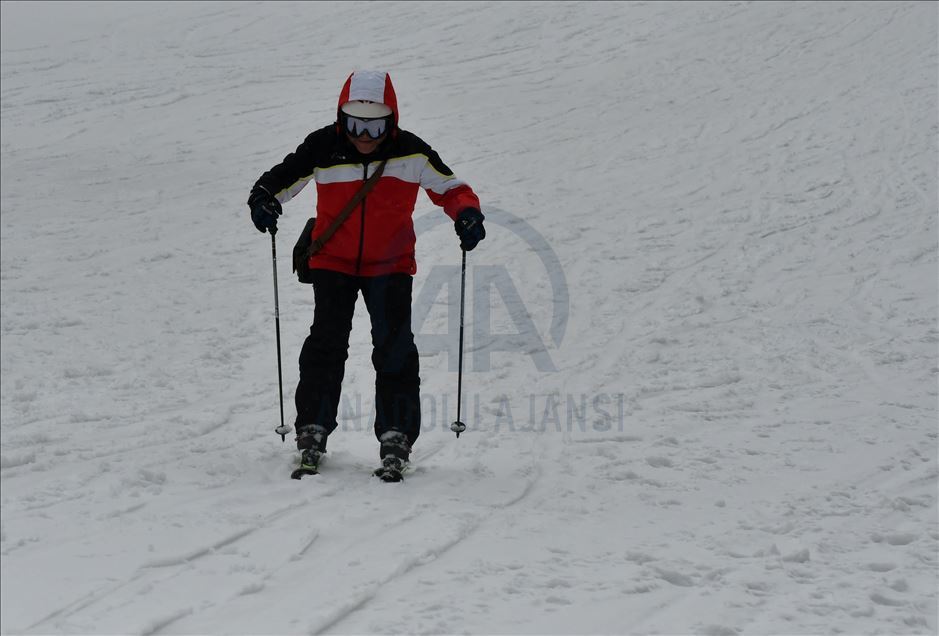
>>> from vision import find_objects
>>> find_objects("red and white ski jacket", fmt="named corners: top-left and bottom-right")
top-left (253, 71), bottom-right (480, 277)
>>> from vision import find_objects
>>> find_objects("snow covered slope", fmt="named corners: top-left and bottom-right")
top-left (2, 2), bottom-right (936, 634)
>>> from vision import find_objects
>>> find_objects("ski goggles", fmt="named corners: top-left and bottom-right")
top-left (343, 114), bottom-right (391, 140)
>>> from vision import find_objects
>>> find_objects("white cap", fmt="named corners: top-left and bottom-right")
top-left (341, 100), bottom-right (392, 118)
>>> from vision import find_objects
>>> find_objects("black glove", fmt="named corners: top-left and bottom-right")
top-left (454, 208), bottom-right (485, 251)
top-left (248, 185), bottom-right (282, 234)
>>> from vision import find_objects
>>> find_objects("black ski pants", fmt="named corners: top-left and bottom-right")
top-left (294, 269), bottom-right (420, 448)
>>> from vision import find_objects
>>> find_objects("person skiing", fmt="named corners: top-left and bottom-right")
top-left (248, 70), bottom-right (485, 480)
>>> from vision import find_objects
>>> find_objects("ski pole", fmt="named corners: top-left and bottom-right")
top-left (271, 230), bottom-right (290, 442)
top-left (451, 248), bottom-right (468, 438)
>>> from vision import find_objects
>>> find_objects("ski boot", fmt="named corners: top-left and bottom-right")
top-left (374, 431), bottom-right (411, 482)
top-left (291, 425), bottom-right (328, 480)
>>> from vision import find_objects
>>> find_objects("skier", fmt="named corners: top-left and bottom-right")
top-left (248, 70), bottom-right (485, 481)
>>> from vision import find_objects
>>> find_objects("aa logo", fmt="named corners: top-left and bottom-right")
top-left (412, 206), bottom-right (569, 372)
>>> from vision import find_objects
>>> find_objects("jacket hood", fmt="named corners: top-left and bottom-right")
top-left (337, 70), bottom-right (399, 127)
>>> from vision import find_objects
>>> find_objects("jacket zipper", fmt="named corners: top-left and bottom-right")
top-left (354, 162), bottom-right (369, 275)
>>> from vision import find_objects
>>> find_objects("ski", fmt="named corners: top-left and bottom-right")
top-left (373, 466), bottom-right (403, 482)
top-left (290, 453), bottom-right (414, 481)
top-left (290, 466), bottom-right (319, 479)
top-left (372, 457), bottom-right (410, 482)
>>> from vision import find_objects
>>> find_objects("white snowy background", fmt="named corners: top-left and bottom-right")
top-left (1, 2), bottom-right (937, 634)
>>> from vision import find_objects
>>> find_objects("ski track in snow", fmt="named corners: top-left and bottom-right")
top-left (1, 2), bottom-right (937, 634)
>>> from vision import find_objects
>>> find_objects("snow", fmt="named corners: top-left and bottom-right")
top-left (1, 1), bottom-right (937, 634)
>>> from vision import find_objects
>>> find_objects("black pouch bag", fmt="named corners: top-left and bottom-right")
top-left (292, 217), bottom-right (317, 284)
